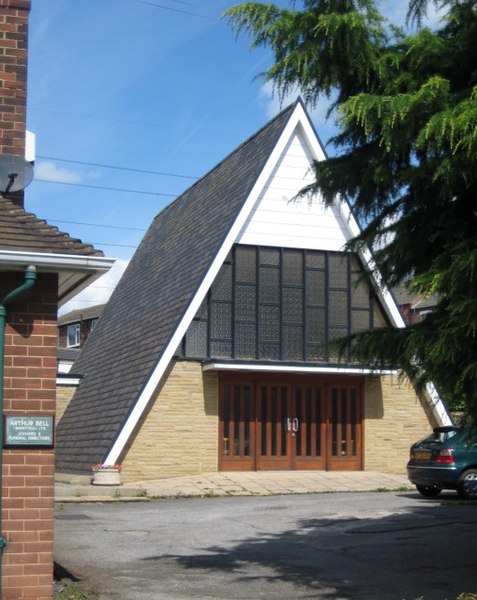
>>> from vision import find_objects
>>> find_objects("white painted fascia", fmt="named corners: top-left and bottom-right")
top-left (335, 199), bottom-right (406, 328)
top-left (0, 249), bottom-right (114, 273)
top-left (425, 382), bottom-right (454, 426)
top-left (56, 376), bottom-right (81, 386)
top-left (0, 250), bottom-right (115, 306)
top-left (202, 363), bottom-right (398, 376)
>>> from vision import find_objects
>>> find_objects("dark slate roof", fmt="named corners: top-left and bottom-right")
top-left (55, 101), bottom-right (298, 474)
top-left (57, 347), bottom-right (81, 362)
top-left (58, 304), bottom-right (105, 326)
top-left (0, 196), bottom-right (104, 255)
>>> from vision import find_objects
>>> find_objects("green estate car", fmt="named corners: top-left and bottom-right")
top-left (407, 425), bottom-right (477, 499)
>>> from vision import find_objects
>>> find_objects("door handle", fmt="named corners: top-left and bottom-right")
top-left (292, 418), bottom-right (299, 433)
top-left (285, 418), bottom-right (292, 432)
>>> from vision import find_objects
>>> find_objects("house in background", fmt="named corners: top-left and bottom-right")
top-left (56, 99), bottom-right (451, 484)
top-left (392, 285), bottom-right (439, 325)
top-left (56, 305), bottom-right (104, 420)
top-left (57, 305), bottom-right (105, 357)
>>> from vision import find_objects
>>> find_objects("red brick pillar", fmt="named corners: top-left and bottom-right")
top-left (0, 0), bottom-right (32, 208)
top-left (1, 272), bottom-right (58, 600)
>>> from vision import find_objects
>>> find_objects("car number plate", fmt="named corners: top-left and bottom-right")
top-left (414, 450), bottom-right (431, 461)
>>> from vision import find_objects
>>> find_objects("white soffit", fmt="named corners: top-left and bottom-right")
top-left (203, 362), bottom-right (398, 376)
top-left (0, 250), bottom-right (115, 305)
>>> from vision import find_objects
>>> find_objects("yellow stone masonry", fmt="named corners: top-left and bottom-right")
top-left (122, 361), bottom-right (218, 482)
top-left (121, 364), bottom-right (437, 481)
top-left (56, 385), bottom-right (76, 422)
top-left (364, 374), bottom-right (437, 474)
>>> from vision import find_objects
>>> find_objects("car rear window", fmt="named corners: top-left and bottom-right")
top-left (424, 427), bottom-right (460, 444)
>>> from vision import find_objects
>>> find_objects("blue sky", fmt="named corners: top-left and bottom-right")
top-left (24, 0), bottom-right (428, 314)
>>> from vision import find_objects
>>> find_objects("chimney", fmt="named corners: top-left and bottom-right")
top-left (0, 0), bottom-right (31, 208)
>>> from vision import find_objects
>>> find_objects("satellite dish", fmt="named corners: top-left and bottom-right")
top-left (0, 154), bottom-right (34, 193)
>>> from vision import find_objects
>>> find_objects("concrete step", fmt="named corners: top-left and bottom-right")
top-left (55, 483), bottom-right (147, 502)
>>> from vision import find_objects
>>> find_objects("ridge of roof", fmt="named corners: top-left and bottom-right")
top-left (154, 99), bottom-right (301, 224)
top-left (55, 101), bottom-right (300, 474)
top-left (58, 304), bottom-right (105, 326)
top-left (0, 196), bottom-right (104, 256)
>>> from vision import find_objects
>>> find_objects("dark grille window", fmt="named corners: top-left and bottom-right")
top-left (211, 263), bottom-right (232, 301)
top-left (259, 267), bottom-right (280, 303)
top-left (179, 244), bottom-right (389, 364)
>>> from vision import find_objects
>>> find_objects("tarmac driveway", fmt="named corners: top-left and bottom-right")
top-left (55, 491), bottom-right (477, 600)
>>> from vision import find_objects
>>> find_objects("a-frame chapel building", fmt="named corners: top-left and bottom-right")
top-left (56, 100), bottom-right (450, 481)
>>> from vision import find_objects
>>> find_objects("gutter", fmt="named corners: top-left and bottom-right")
top-left (0, 249), bottom-right (114, 272)
top-left (0, 266), bottom-right (37, 598)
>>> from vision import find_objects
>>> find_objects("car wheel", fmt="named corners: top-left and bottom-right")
top-left (416, 484), bottom-right (442, 498)
top-left (457, 469), bottom-right (477, 500)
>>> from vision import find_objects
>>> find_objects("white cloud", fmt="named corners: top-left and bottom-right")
top-left (59, 259), bottom-right (129, 316)
top-left (35, 159), bottom-right (102, 185)
top-left (35, 160), bottom-right (83, 184)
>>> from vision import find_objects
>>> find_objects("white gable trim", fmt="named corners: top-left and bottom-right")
top-left (104, 103), bottom-right (448, 464)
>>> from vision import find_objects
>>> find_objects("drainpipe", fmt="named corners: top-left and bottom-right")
top-left (0, 266), bottom-right (37, 596)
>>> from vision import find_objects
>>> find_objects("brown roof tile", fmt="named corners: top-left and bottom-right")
top-left (0, 195), bottom-right (104, 256)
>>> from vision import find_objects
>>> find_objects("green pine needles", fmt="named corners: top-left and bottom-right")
top-left (226, 0), bottom-right (477, 419)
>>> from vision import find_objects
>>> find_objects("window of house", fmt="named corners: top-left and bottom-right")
top-left (67, 323), bottom-right (80, 348)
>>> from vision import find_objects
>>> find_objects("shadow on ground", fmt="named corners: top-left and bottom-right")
top-left (142, 495), bottom-right (477, 599)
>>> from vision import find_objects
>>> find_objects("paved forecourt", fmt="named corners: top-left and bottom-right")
top-left (55, 470), bottom-right (411, 502)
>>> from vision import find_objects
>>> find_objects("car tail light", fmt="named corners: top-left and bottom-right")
top-left (436, 448), bottom-right (455, 463)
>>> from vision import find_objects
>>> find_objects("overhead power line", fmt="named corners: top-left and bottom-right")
top-left (28, 108), bottom-right (240, 139)
top-left (130, 0), bottom-right (214, 19)
top-left (35, 178), bottom-right (177, 197)
top-left (90, 241), bottom-right (138, 249)
top-left (45, 218), bottom-right (146, 232)
top-left (37, 155), bottom-right (198, 181)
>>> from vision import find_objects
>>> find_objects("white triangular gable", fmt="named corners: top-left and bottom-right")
top-left (104, 102), bottom-right (449, 464)
top-left (236, 127), bottom-right (351, 250)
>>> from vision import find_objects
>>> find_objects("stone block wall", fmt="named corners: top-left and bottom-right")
top-left (122, 361), bottom-right (218, 482)
top-left (55, 385), bottom-right (75, 422)
top-left (121, 366), bottom-right (438, 482)
top-left (364, 374), bottom-right (437, 474)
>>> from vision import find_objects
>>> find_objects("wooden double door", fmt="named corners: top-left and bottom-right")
top-left (219, 374), bottom-right (363, 471)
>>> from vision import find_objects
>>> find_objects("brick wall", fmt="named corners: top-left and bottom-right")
top-left (122, 361), bottom-right (219, 482)
top-left (0, 0), bottom-right (31, 208)
top-left (1, 271), bottom-right (58, 600)
top-left (0, 0), bottom-right (30, 156)
top-left (364, 374), bottom-right (437, 474)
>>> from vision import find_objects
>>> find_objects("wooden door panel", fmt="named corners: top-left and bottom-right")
top-left (219, 382), bottom-right (255, 471)
top-left (219, 375), bottom-right (363, 472)
top-left (327, 385), bottom-right (362, 470)
top-left (293, 385), bottom-right (326, 470)
top-left (256, 384), bottom-right (291, 470)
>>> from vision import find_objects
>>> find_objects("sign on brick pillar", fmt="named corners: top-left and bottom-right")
top-left (1, 272), bottom-right (57, 600)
